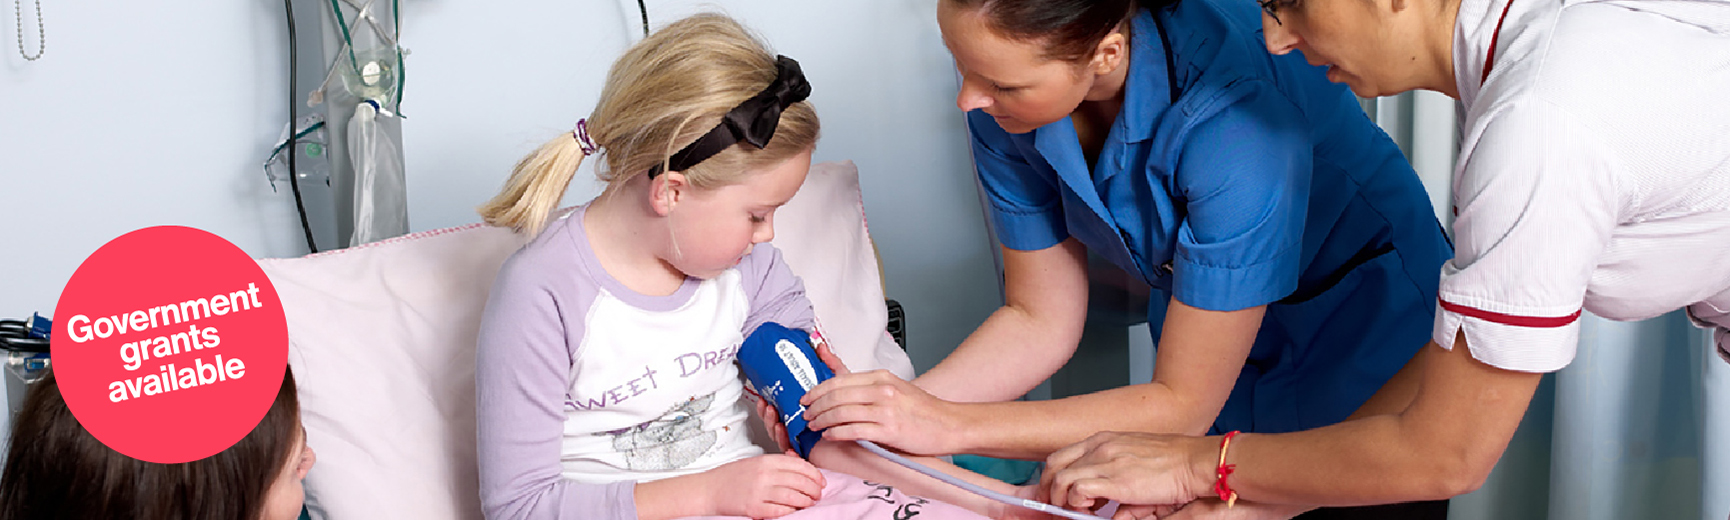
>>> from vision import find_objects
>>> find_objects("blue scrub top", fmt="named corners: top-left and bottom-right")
top-left (968, 0), bottom-right (1453, 434)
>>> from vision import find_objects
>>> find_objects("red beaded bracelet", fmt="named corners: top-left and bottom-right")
top-left (1215, 430), bottom-right (1241, 508)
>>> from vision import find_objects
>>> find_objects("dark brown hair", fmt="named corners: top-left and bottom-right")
top-left (946, 0), bottom-right (1159, 62)
top-left (0, 367), bottom-right (301, 520)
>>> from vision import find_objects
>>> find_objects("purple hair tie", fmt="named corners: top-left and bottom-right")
top-left (572, 118), bottom-right (599, 155)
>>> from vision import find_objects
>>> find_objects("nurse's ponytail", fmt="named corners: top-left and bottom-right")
top-left (945, 0), bottom-right (1148, 62)
top-left (479, 13), bottom-right (820, 237)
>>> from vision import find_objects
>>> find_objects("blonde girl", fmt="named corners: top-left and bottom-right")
top-left (473, 13), bottom-right (1021, 520)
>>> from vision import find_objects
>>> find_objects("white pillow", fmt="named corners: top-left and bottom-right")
top-left (258, 160), bottom-right (908, 520)
top-left (775, 161), bottom-right (913, 379)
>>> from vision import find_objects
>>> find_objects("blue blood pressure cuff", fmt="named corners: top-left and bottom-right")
top-left (737, 322), bottom-right (835, 458)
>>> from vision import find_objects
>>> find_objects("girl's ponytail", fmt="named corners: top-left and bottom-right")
top-left (478, 128), bottom-right (590, 237)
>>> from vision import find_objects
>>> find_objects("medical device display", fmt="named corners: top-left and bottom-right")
top-left (738, 323), bottom-right (1111, 520)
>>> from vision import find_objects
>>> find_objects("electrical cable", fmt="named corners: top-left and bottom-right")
top-left (285, 0), bottom-right (320, 253)
top-left (636, 0), bottom-right (648, 36)
top-left (0, 319), bottom-right (49, 353)
top-left (393, 0), bottom-right (405, 113)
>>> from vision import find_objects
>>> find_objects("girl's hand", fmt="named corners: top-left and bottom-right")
top-left (701, 453), bottom-right (827, 518)
top-left (747, 388), bottom-right (795, 454)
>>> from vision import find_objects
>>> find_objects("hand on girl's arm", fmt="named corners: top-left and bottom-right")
top-left (798, 240), bottom-right (1091, 457)
top-left (1039, 338), bottom-right (1541, 510)
top-left (1149, 499), bottom-right (1311, 520)
top-left (801, 370), bottom-right (968, 456)
top-left (803, 298), bottom-right (1264, 460)
top-left (1037, 435), bottom-right (1309, 519)
top-left (1039, 430), bottom-right (1213, 510)
top-left (802, 344), bottom-right (1055, 520)
top-left (800, 336), bottom-right (963, 456)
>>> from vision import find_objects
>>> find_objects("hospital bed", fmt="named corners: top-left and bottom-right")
top-left (259, 161), bottom-right (913, 519)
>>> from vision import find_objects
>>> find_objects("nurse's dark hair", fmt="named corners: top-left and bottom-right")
top-left (0, 367), bottom-right (302, 520)
top-left (946, 0), bottom-right (1179, 62)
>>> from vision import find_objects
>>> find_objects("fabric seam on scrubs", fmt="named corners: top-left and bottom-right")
top-left (1172, 245), bottom-right (1300, 311)
top-left (1434, 311), bottom-right (1579, 373)
top-left (1307, 154), bottom-right (1444, 299)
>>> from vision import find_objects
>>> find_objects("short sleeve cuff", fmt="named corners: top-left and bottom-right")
top-left (990, 206), bottom-right (1069, 252)
top-left (1171, 246), bottom-right (1299, 311)
top-left (1432, 297), bottom-right (1582, 373)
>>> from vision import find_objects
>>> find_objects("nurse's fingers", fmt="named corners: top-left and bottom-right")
top-left (802, 399), bottom-right (882, 432)
top-left (800, 370), bottom-right (901, 407)
top-left (1049, 472), bottom-right (1109, 514)
top-left (802, 374), bottom-right (931, 430)
top-left (1042, 432), bottom-right (1124, 497)
top-left (1046, 432), bottom-right (1210, 511)
top-left (811, 421), bottom-right (889, 444)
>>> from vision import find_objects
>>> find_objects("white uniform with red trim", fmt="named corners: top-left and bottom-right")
top-left (1435, 0), bottom-right (1730, 372)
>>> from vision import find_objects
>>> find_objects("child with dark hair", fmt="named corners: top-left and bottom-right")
top-left (0, 368), bottom-right (315, 520)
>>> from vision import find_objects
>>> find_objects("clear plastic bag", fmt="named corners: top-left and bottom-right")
top-left (348, 101), bottom-right (408, 246)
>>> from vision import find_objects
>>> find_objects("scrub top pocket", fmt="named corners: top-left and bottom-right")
top-left (1238, 247), bottom-right (1432, 433)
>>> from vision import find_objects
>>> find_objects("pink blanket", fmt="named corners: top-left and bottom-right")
top-left (683, 469), bottom-right (991, 520)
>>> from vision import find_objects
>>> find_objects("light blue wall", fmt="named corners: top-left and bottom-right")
top-left (0, 3), bottom-right (311, 319)
top-left (0, 0), bottom-right (1004, 408)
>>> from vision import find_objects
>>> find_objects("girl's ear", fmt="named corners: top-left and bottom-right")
top-left (649, 172), bottom-right (691, 217)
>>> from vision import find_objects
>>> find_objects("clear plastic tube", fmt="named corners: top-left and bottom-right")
top-left (854, 440), bottom-right (1112, 520)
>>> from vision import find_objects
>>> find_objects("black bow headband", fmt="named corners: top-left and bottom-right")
top-left (648, 55), bottom-right (811, 177)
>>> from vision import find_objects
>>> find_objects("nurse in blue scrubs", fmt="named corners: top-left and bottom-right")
top-left (803, 0), bottom-right (1450, 516)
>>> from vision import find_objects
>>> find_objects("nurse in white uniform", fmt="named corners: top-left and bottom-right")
top-left (1035, 0), bottom-right (1730, 517)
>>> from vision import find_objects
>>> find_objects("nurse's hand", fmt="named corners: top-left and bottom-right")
top-left (1151, 499), bottom-right (1311, 520)
top-left (1042, 431), bottom-right (1216, 513)
top-left (799, 369), bottom-right (962, 456)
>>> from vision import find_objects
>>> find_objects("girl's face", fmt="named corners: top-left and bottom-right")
top-left (939, 2), bottom-right (1099, 134)
top-left (663, 150), bottom-right (812, 279)
top-left (260, 426), bottom-right (317, 520)
top-left (1260, 0), bottom-right (1415, 97)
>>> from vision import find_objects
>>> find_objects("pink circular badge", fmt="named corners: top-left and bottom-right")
top-left (51, 226), bottom-right (288, 464)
